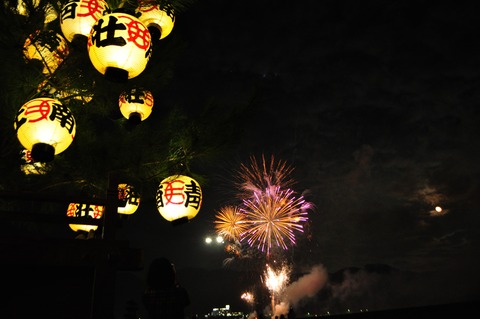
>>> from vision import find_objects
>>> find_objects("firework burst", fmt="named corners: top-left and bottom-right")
top-left (241, 186), bottom-right (310, 256)
top-left (235, 154), bottom-right (296, 198)
top-left (214, 205), bottom-right (248, 241)
top-left (214, 154), bottom-right (314, 264)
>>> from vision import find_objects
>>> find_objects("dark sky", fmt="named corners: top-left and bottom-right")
top-left (110, 0), bottom-right (480, 317)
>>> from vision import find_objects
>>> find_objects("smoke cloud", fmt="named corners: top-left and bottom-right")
top-left (274, 264), bottom-right (328, 315)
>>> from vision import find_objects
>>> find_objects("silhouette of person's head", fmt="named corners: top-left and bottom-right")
top-left (146, 257), bottom-right (176, 289)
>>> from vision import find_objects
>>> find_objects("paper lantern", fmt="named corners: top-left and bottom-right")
top-left (87, 12), bottom-right (152, 81)
top-left (156, 175), bottom-right (203, 223)
top-left (60, 0), bottom-right (110, 43)
top-left (67, 203), bottom-right (104, 232)
top-left (23, 30), bottom-right (69, 75)
top-left (135, 1), bottom-right (175, 41)
top-left (14, 97), bottom-right (76, 162)
top-left (119, 87), bottom-right (154, 124)
top-left (117, 183), bottom-right (141, 215)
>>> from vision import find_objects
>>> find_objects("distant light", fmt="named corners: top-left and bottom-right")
top-left (205, 236), bottom-right (224, 245)
top-left (435, 206), bottom-right (442, 213)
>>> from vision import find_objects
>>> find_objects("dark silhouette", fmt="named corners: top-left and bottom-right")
top-left (142, 257), bottom-right (190, 319)
top-left (288, 307), bottom-right (296, 319)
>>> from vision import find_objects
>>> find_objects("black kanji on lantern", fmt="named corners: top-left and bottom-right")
top-left (49, 102), bottom-right (75, 134)
top-left (125, 89), bottom-right (144, 104)
top-left (156, 185), bottom-right (165, 207)
top-left (184, 180), bottom-right (201, 209)
top-left (90, 15), bottom-right (127, 47)
top-left (60, 1), bottom-right (78, 21)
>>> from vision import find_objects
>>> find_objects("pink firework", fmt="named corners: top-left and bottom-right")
top-left (241, 186), bottom-right (310, 256)
top-left (235, 154), bottom-right (296, 199)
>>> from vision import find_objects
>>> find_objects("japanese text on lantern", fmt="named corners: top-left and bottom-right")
top-left (61, 0), bottom-right (105, 21)
top-left (90, 15), bottom-right (127, 47)
top-left (119, 187), bottom-right (140, 205)
top-left (15, 99), bottom-right (75, 134)
top-left (90, 15), bottom-right (150, 50)
top-left (139, 1), bottom-right (175, 19)
top-left (67, 204), bottom-right (103, 218)
top-left (123, 90), bottom-right (153, 107)
top-left (157, 179), bottom-right (202, 209)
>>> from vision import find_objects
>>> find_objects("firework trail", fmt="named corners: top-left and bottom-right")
top-left (263, 263), bottom-right (291, 317)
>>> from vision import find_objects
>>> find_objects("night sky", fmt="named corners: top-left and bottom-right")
top-left (2, 0), bottom-right (480, 318)
top-left (110, 0), bottom-right (480, 317)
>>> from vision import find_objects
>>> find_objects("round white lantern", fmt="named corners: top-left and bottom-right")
top-left (135, 2), bottom-right (175, 41)
top-left (23, 30), bottom-right (69, 75)
top-left (156, 175), bottom-right (203, 223)
top-left (119, 87), bottom-right (154, 124)
top-left (117, 183), bottom-right (141, 215)
top-left (87, 12), bottom-right (152, 81)
top-left (67, 203), bottom-right (104, 232)
top-left (60, 0), bottom-right (110, 43)
top-left (14, 98), bottom-right (76, 162)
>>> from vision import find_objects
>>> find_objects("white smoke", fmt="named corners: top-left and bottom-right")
top-left (273, 264), bottom-right (329, 316)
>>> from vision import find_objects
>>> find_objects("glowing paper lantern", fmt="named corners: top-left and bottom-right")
top-left (67, 203), bottom-right (104, 232)
top-left (135, 1), bottom-right (175, 41)
top-left (119, 87), bottom-right (154, 124)
top-left (117, 183), bottom-right (141, 215)
top-left (23, 30), bottom-right (69, 75)
top-left (60, 0), bottom-right (110, 43)
top-left (87, 12), bottom-right (152, 81)
top-left (14, 98), bottom-right (76, 162)
top-left (156, 175), bottom-right (203, 223)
